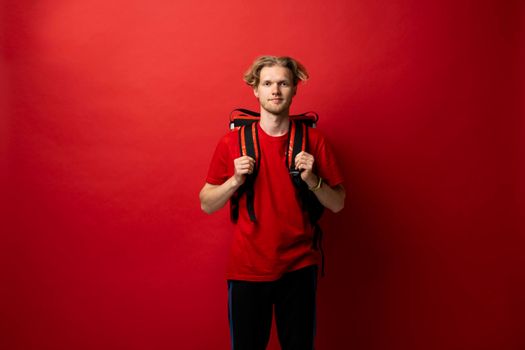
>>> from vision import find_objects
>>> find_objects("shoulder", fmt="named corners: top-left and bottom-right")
top-left (217, 129), bottom-right (239, 146)
top-left (307, 127), bottom-right (340, 160)
top-left (308, 126), bottom-right (326, 140)
top-left (212, 129), bottom-right (240, 158)
top-left (307, 127), bottom-right (329, 149)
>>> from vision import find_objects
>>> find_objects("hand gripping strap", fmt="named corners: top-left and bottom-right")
top-left (233, 123), bottom-right (260, 223)
top-left (286, 121), bottom-right (307, 173)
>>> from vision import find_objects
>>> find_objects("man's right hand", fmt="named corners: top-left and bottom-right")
top-left (199, 155), bottom-right (255, 214)
top-left (233, 156), bottom-right (256, 185)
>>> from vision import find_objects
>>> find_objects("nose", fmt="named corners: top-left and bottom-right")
top-left (271, 83), bottom-right (281, 95)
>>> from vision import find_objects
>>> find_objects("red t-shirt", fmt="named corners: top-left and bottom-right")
top-left (206, 123), bottom-right (344, 281)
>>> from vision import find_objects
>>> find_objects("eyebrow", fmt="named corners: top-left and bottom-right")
top-left (261, 79), bottom-right (290, 83)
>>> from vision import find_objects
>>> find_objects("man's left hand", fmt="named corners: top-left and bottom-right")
top-left (295, 151), bottom-right (317, 186)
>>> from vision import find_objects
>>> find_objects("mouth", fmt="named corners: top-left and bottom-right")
top-left (270, 99), bottom-right (284, 103)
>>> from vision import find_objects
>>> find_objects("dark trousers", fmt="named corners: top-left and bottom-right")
top-left (227, 265), bottom-right (318, 350)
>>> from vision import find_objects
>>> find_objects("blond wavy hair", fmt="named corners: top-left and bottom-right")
top-left (243, 56), bottom-right (309, 87)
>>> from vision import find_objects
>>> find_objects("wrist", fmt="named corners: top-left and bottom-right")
top-left (230, 175), bottom-right (244, 189)
top-left (308, 176), bottom-right (323, 192)
top-left (303, 173), bottom-right (317, 188)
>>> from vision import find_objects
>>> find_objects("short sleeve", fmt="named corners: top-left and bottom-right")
top-left (205, 134), bottom-right (234, 185)
top-left (313, 133), bottom-right (344, 187)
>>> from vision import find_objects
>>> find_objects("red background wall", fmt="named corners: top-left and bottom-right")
top-left (2, 1), bottom-right (524, 349)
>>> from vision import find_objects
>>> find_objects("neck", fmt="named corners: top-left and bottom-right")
top-left (259, 109), bottom-right (290, 136)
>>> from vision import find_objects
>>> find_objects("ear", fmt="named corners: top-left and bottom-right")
top-left (253, 86), bottom-right (259, 98)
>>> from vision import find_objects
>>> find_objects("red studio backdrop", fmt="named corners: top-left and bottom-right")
top-left (1, 1), bottom-right (524, 349)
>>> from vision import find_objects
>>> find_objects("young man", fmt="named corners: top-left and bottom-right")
top-left (199, 56), bottom-right (345, 350)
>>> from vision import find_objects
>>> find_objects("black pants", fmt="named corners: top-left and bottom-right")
top-left (227, 265), bottom-right (318, 350)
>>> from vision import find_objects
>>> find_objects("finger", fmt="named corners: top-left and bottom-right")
top-left (300, 160), bottom-right (314, 170)
top-left (239, 158), bottom-right (254, 166)
top-left (238, 167), bottom-right (251, 175)
top-left (238, 156), bottom-right (255, 163)
top-left (296, 155), bottom-right (312, 166)
top-left (296, 157), bottom-right (308, 166)
top-left (241, 163), bottom-right (254, 173)
top-left (296, 151), bottom-right (311, 159)
top-left (236, 160), bottom-right (249, 169)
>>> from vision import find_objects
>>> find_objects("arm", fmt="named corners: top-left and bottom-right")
top-left (295, 151), bottom-right (346, 213)
top-left (199, 155), bottom-right (255, 214)
top-left (305, 179), bottom-right (346, 213)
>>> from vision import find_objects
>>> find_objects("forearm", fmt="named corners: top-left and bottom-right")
top-left (199, 177), bottom-right (243, 214)
top-left (305, 176), bottom-right (345, 213)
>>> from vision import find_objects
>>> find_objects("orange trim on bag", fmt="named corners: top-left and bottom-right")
top-left (240, 126), bottom-right (247, 156)
top-left (301, 123), bottom-right (306, 152)
top-left (230, 115), bottom-right (260, 122)
top-left (288, 121), bottom-right (296, 168)
top-left (251, 123), bottom-right (259, 160)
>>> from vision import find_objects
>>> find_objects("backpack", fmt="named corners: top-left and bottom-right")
top-left (228, 108), bottom-right (326, 275)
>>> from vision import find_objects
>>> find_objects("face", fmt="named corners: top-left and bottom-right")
top-left (254, 65), bottom-right (297, 117)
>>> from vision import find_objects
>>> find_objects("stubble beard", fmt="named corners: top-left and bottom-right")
top-left (259, 98), bottom-right (292, 117)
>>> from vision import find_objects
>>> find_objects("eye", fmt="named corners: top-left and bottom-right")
top-left (263, 81), bottom-right (271, 87)
top-left (280, 82), bottom-right (289, 87)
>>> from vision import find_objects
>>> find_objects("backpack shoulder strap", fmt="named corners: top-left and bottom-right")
top-left (234, 122), bottom-right (260, 223)
top-left (286, 120), bottom-right (308, 175)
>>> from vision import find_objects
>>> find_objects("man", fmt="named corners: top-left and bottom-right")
top-left (199, 56), bottom-right (345, 350)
